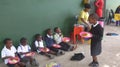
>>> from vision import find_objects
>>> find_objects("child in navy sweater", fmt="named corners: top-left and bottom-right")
top-left (88, 13), bottom-right (103, 67)
top-left (44, 28), bottom-right (65, 56)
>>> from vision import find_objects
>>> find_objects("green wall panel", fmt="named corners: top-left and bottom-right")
top-left (0, 0), bottom-right (83, 58)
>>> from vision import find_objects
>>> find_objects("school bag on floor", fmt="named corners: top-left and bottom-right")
top-left (70, 53), bottom-right (85, 61)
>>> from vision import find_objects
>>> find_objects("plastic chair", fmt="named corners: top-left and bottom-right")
top-left (98, 21), bottom-right (104, 28)
top-left (114, 14), bottom-right (120, 20)
top-left (71, 24), bottom-right (84, 44)
top-left (114, 14), bottom-right (120, 26)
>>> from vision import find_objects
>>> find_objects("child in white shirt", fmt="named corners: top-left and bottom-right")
top-left (1, 38), bottom-right (25, 67)
top-left (33, 34), bottom-right (54, 59)
top-left (17, 37), bottom-right (39, 66)
top-left (54, 27), bottom-right (74, 51)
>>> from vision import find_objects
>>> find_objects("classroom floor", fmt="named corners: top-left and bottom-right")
top-left (0, 25), bottom-right (120, 67)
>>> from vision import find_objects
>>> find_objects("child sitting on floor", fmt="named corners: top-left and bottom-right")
top-left (44, 28), bottom-right (65, 56)
top-left (17, 37), bottom-right (39, 66)
top-left (53, 27), bottom-right (74, 51)
top-left (32, 34), bottom-right (54, 59)
top-left (1, 38), bottom-right (26, 67)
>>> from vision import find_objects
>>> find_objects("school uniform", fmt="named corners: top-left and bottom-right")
top-left (53, 33), bottom-right (63, 44)
top-left (17, 44), bottom-right (31, 57)
top-left (89, 22), bottom-right (103, 56)
top-left (44, 34), bottom-right (60, 53)
top-left (53, 33), bottom-right (72, 51)
top-left (34, 40), bottom-right (45, 53)
top-left (35, 40), bottom-right (44, 48)
top-left (17, 44), bottom-right (39, 66)
top-left (1, 45), bottom-right (17, 67)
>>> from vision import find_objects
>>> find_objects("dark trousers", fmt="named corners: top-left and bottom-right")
top-left (7, 63), bottom-right (15, 67)
top-left (49, 47), bottom-right (60, 53)
top-left (59, 42), bottom-right (71, 51)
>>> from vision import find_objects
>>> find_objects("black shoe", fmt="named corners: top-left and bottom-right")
top-left (89, 62), bottom-right (94, 66)
top-left (56, 51), bottom-right (61, 56)
top-left (31, 59), bottom-right (39, 66)
top-left (89, 62), bottom-right (99, 67)
top-left (70, 46), bottom-right (74, 51)
top-left (39, 52), bottom-right (45, 55)
top-left (60, 51), bottom-right (65, 55)
top-left (48, 54), bottom-right (54, 59)
top-left (68, 46), bottom-right (74, 51)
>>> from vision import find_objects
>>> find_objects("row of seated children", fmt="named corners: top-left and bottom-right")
top-left (1, 38), bottom-right (39, 67)
top-left (1, 27), bottom-right (74, 67)
top-left (32, 27), bottom-right (74, 58)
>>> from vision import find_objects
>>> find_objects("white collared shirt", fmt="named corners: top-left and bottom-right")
top-left (93, 21), bottom-right (99, 27)
top-left (1, 46), bottom-right (16, 64)
top-left (17, 44), bottom-right (31, 53)
top-left (47, 34), bottom-right (53, 39)
top-left (35, 40), bottom-right (44, 48)
top-left (54, 33), bottom-right (63, 44)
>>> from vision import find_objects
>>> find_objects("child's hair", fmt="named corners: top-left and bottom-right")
top-left (84, 3), bottom-right (91, 9)
top-left (89, 13), bottom-right (99, 20)
top-left (20, 37), bottom-right (27, 43)
top-left (3, 38), bottom-right (12, 44)
top-left (46, 28), bottom-right (52, 34)
top-left (54, 27), bottom-right (59, 32)
top-left (35, 34), bottom-right (41, 39)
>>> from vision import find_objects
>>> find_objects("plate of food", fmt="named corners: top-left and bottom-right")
top-left (8, 57), bottom-right (20, 64)
top-left (53, 44), bottom-right (61, 48)
top-left (40, 48), bottom-right (50, 53)
top-left (80, 32), bottom-right (92, 38)
top-left (62, 37), bottom-right (70, 42)
top-left (25, 52), bottom-right (35, 57)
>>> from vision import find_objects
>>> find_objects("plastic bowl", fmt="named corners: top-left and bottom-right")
top-left (62, 37), bottom-right (70, 42)
top-left (80, 32), bottom-right (92, 38)
top-left (8, 57), bottom-right (20, 64)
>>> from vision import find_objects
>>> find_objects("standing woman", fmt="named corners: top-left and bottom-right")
top-left (95, 0), bottom-right (104, 18)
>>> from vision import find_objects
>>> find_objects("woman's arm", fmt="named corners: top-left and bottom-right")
top-left (95, 0), bottom-right (100, 8)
